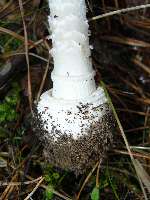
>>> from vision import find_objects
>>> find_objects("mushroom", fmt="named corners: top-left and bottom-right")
top-left (34, 0), bottom-right (114, 174)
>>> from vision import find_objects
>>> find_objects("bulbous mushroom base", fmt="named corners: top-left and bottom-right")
top-left (34, 87), bottom-right (114, 174)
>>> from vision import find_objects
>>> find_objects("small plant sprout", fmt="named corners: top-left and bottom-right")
top-left (34, 0), bottom-right (114, 174)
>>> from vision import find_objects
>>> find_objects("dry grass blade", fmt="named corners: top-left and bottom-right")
top-left (18, 0), bottom-right (33, 114)
top-left (126, 18), bottom-right (150, 29)
top-left (113, 149), bottom-right (150, 161)
top-left (0, 174), bottom-right (18, 200)
top-left (20, 171), bottom-right (72, 200)
top-left (136, 98), bottom-right (150, 105)
top-left (39, 185), bottom-right (72, 200)
top-left (134, 159), bottom-right (150, 193)
top-left (36, 55), bottom-right (51, 102)
top-left (0, 26), bottom-right (51, 53)
top-left (20, 173), bottom-right (72, 200)
top-left (0, 176), bottom-right (43, 187)
top-left (101, 0), bottom-right (111, 30)
top-left (0, 27), bottom-right (32, 44)
top-left (48, 190), bottom-right (72, 200)
top-left (76, 161), bottom-right (99, 200)
top-left (91, 4), bottom-right (150, 21)
top-left (133, 57), bottom-right (150, 75)
top-left (117, 108), bottom-right (150, 116)
top-left (24, 177), bottom-right (44, 200)
top-left (43, 187), bottom-right (72, 200)
top-left (0, 0), bottom-right (31, 20)
top-left (0, 0), bottom-right (13, 13)
top-left (101, 81), bottom-right (149, 200)
top-left (109, 88), bottom-right (150, 105)
top-left (120, 78), bottom-right (144, 96)
top-left (29, 35), bottom-right (50, 50)
top-left (1, 52), bottom-right (49, 63)
top-left (0, 26), bottom-right (50, 50)
top-left (114, 0), bottom-right (119, 8)
top-left (100, 36), bottom-right (150, 48)
top-left (96, 161), bottom-right (101, 188)
top-left (125, 126), bottom-right (150, 133)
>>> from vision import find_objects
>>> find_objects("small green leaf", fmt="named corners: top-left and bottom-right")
top-left (5, 95), bottom-right (18, 105)
top-left (0, 82), bottom-right (20, 123)
top-left (0, 112), bottom-right (7, 122)
top-left (52, 172), bottom-right (60, 180)
top-left (45, 185), bottom-right (54, 200)
top-left (0, 104), bottom-right (10, 112)
top-left (6, 111), bottom-right (17, 121)
top-left (44, 175), bottom-right (52, 183)
top-left (0, 127), bottom-right (9, 138)
top-left (91, 186), bottom-right (100, 200)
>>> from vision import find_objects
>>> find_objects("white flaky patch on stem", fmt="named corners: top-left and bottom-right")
top-left (48, 0), bottom-right (96, 100)
top-left (37, 0), bottom-right (108, 140)
top-left (38, 88), bottom-right (107, 140)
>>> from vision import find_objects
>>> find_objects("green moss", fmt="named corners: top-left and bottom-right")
top-left (0, 82), bottom-right (20, 123)
top-left (0, 34), bottom-right (22, 51)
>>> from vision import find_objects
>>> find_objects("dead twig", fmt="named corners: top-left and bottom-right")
top-left (0, 27), bottom-right (33, 45)
top-left (36, 55), bottom-right (51, 102)
top-left (0, 176), bottom-right (42, 187)
top-left (117, 108), bottom-right (150, 116)
top-left (22, 174), bottom-right (72, 200)
top-left (125, 126), bottom-right (150, 133)
top-left (24, 177), bottom-right (44, 200)
top-left (91, 4), bottom-right (150, 21)
top-left (99, 35), bottom-right (150, 48)
top-left (133, 57), bottom-right (150, 75)
top-left (96, 161), bottom-right (101, 188)
top-left (113, 149), bottom-right (150, 161)
top-left (101, 81), bottom-right (149, 200)
top-left (76, 161), bottom-right (99, 200)
top-left (0, 174), bottom-right (18, 200)
top-left (1, 52), bottom-right (49, 63)
top-left (0, 26), bottom-right (51, 50)
top-left (18, 0), bottom-right (33, 114)
top-left (36, 40), bottom-right (52, 102)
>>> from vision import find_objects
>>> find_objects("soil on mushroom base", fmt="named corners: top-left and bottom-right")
top-left (33, 103), bottom-right (115, 174)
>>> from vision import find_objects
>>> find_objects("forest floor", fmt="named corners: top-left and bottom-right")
top-left (0, 0), bottom-right (150, 199)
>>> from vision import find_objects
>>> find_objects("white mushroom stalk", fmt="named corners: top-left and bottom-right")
top-left (49, 0), bottom-right (96, 100)
top-left (35, 0), bottom-right (114, 174)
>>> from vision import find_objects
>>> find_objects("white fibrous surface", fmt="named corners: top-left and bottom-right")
top-left (37, 87), bottom-right (107, 140)
top-left (49, 0), bottom-right (87, 18)
top-left (37, 0), bottom-right (109, 141)
top-left (48, 0), bottom-right (96, 100)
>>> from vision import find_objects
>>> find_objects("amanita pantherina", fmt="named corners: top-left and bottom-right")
top-left (34, 0), bottom-right (114, 174)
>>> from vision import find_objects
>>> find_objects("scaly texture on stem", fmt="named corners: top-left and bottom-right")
top-left (48, 0), bottom-right (96, 100)
top-left (34, 0), bottom-right (114, 174)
